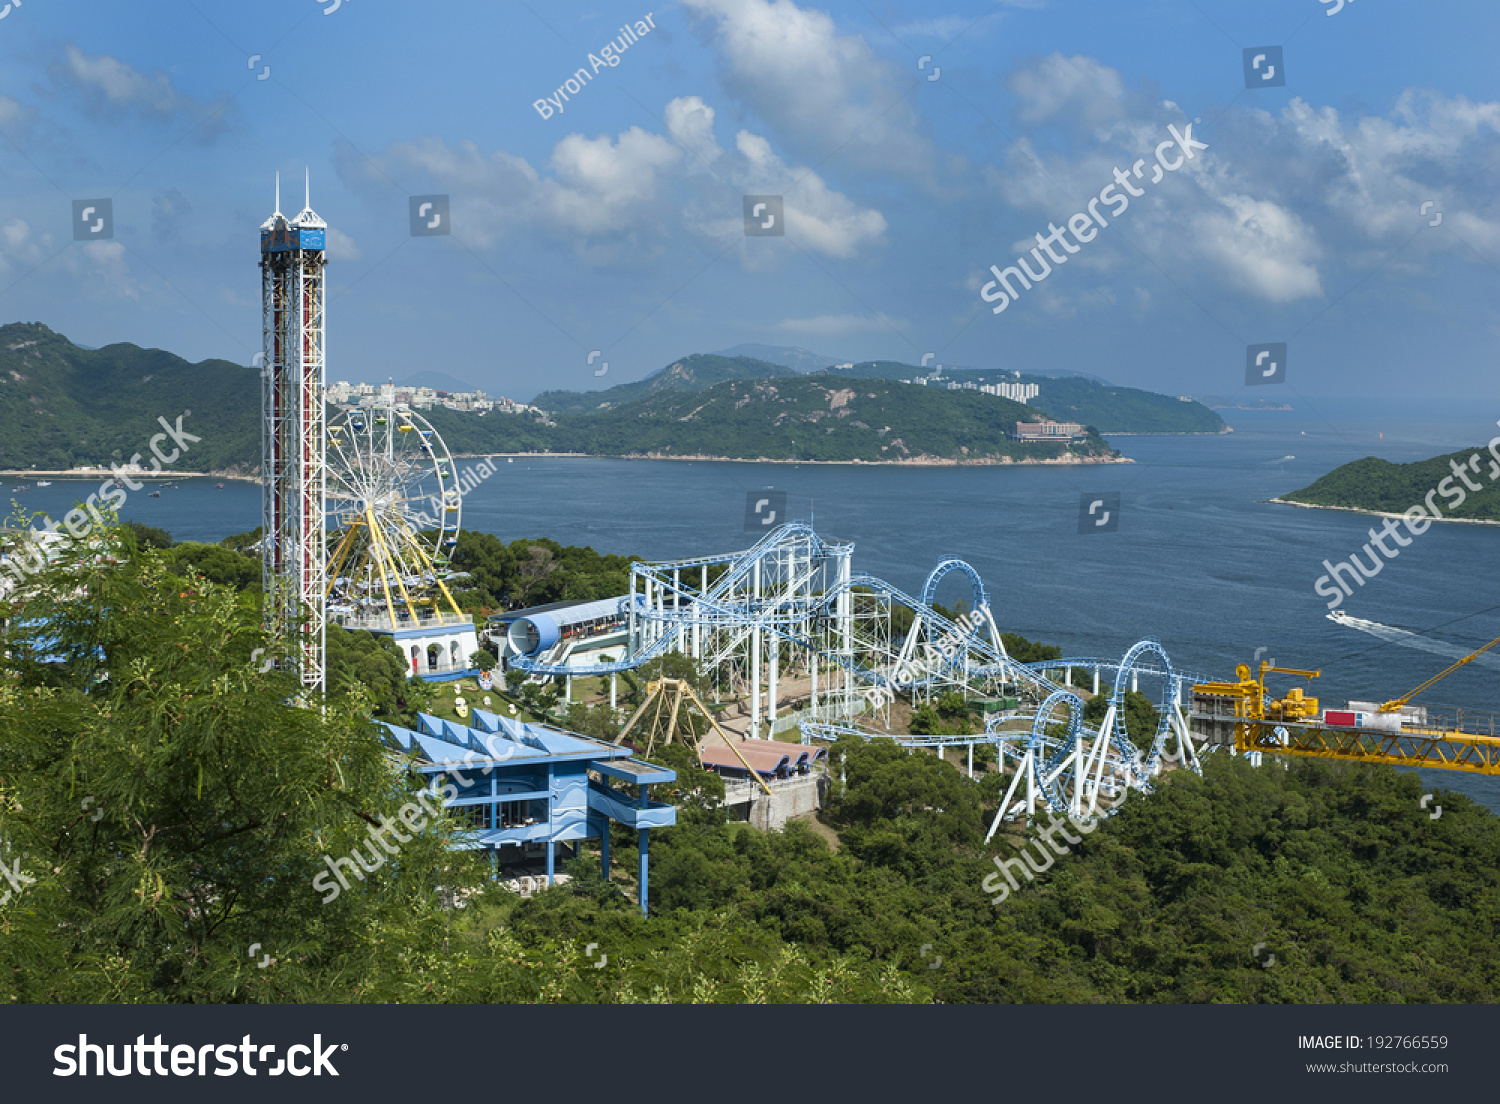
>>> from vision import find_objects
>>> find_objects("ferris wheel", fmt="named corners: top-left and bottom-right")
top-left (324, 400), bottom-right (465, 625)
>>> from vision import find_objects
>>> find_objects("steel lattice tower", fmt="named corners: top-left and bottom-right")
top-left (260, 172), bottom-right (328, 694)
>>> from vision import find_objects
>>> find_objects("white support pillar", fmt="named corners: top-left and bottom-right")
top-left (609, 673), bottom-right (617, 709)
top-left (1092, 668), bottom-right (1100, 695)
top-left (750, 558), bottom-right (762, 739)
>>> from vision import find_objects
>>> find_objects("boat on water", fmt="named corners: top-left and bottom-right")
top-left (216, 482), bottom-right (225, 489)
top-left (148, 491), bottom-right (161, 498)
top-left (36, 480), bottom-right (51, 487)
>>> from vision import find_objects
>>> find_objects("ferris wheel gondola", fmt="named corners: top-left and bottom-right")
top-left (324, 400), bottom-right (466, 626)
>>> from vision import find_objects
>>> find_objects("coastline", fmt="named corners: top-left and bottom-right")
top-left (455, 451), bottom-right (1135, 466)
top-left (1267, 496), bottom-right (1500, 527)
top-left (1, 469), bottom-right (258, 484)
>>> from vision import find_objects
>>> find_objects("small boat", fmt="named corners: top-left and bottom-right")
top-left (148, 491), bottom-right (161, 498)
top-left (216, 482), bottom-right (225, 489)
top-left (36, 480), bottom-right (51, 487)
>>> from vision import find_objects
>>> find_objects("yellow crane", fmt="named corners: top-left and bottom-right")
top-left (1193, 650), bottom-right (1500, 777)
top-left (1379, 632), bottom-right (1500, 712)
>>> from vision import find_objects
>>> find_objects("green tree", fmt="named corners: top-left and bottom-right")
top-left (0, 526), bottom-right (481, 1003)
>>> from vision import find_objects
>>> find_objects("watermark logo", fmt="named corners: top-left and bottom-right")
top-left (81, 796), bottom-right (104, 822)
top-left (743, 195), bottom-right (784, 237)
top-left (919, 944), bottom-right (942, 970)
top-left (1314, 418), bottom-right (1500, 609)
top-left (248, 943), bottom-right (272, 968)
top-left (1253, 646), bottom-right (1276, 668)
top-left (1251, 942), bottom-right (1276, 968)
top-left (1243, 46), bottom-right (1285, 88)
top-left (744, 490), bottom-right (786, 531)
top-left (72, 199), bottom-right (113, 241)
top-left (1420, 793), bottom-right (1441, 820)
top-left (247, 54), bottom-right (270, 80)
top-left (532, 12), bottom-right (657, 120)
top-left (917, 55), bottom-right (940, 81)
top-left (588, 350), bottom-right (608, 377)
top-left (981, 121), bottom-right (1207, 316)
top-left (1245, 342), bottom-right (1287, 386)
top-left (1078, 492), bottom-right (1119, 534)
top-left (1420, 200), bottom-right (1442, 227)
top-left (318, 0), bottom-right (346, 14)
top-left (249, 647), bottom-right (276, 673)
top-left (0, 1), bottom-right (22, 21)
top-left (585, 942), bottom-right (608, 968)
top-left (1320, 0), bottom-right (1353, 15)
top-left (410, 195), bottom-right (450, 237)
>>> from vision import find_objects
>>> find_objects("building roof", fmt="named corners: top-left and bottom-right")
top-left (382, 709), bottom-right (636, 771)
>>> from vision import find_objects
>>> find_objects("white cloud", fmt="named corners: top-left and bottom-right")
top-left (983, 57), bottom-right (1500, 305)
top-left (71, 241), bottom-right (140, 300)
top-left (374, 127), bottom-right (681, 254)
top-left (775, 312), bottom-right (908, 335)
top-left (665, 96), bottom-right (887, 260)
top-left (347, 95), bottom-right (884, 265)
top-left (52, 45), bottom-right (230, 140)
top-left (326, 227), bottom-right (362, 261)
top-left (0, 219), bottom-right (48, 277)
top-left (679, 0), bottom-right (933, 177)
top-left (1009, 53), bottom-right (1125, 127)
top-left (1188, 194), bottom-right (1323, 302)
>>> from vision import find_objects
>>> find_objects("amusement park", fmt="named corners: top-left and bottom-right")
top-left (249, 177), bottom-right (1500, 916)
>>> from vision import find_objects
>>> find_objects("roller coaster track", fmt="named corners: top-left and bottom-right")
top-left (508, 522), bottom-right (1208, 824)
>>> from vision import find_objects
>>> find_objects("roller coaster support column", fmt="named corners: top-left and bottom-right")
top-left (628, 570), bottom-right (637, 653)
top-left (750, 556), bottom-right (761, 739)
top-left (675, 569), bottom-right (687, 654)
top-left (1093, 669), bottom-right (1100, 695)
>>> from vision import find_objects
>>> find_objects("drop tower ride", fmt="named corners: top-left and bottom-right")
top-left (260, 172), bottom-right (328, 694)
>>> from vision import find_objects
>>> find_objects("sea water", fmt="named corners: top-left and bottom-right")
top-left (9, 404), bottom-right (1497, 810)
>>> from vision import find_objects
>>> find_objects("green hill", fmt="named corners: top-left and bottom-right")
top-left (0, 329), bottom-right (1127, 468)
top-left (532, 353), bottom-right (800, 413)
top-left (1281, 447), bottom-right (1500, 521)
top-left (818, 361), bottom-right (1225, 434)
top-left (0, 322), bottom-right (258, 473)
top-left (436, 376), bottom-right (1117, 462)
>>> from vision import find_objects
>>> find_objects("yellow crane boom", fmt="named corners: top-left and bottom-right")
top-left (1381, 633), bottom-right (1500, 712)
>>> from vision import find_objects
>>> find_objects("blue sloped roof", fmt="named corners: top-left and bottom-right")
top-left (383, 711), bottom-right (632, 768)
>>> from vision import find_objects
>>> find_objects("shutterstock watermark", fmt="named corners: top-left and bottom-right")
top-left (981, 786), bottom-right (1127, 905)
top-left (0, 410), bottom-right (197, 592)
top-left (979, 121), bottom-right (1207, 316)
top-left (1314, 420), bottom-right (1500, 609)
top-left (532, 12), bottom-right (656, 119)
top-left (53, 1035), bottom-right (345, 1077)
top-left (313, 736), bottom-right (517, 903)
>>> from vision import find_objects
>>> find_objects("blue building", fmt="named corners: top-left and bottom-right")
top-left (380, 709), bottom-right (676, 914)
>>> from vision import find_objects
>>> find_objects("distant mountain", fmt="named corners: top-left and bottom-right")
top-left (395, 369), bottom-right (480, 394)
top-left (818, 361), bottom-right (1223, 434)
top-left (432, 376), bottom-right (1118, 463)
top-left (532, 353), bottom-right (800, 413)
top-left (0, 322), bottom-right (258, 473)
top-left (712, 344), bottom-right (841, 373)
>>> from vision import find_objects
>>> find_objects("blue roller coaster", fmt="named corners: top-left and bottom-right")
top-left (507, 521), bottom-right (1212, 829)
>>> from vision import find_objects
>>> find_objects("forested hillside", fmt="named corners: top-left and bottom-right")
top-left (0, 322), bottom-right (257, 472)
top-left (1282, 448), bottom-right (1500, 521)
top-left (438, 376), bottom-right (1117, 462)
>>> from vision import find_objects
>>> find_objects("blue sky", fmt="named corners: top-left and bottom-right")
top-left (2, 0), bottom-right (1499, 405)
